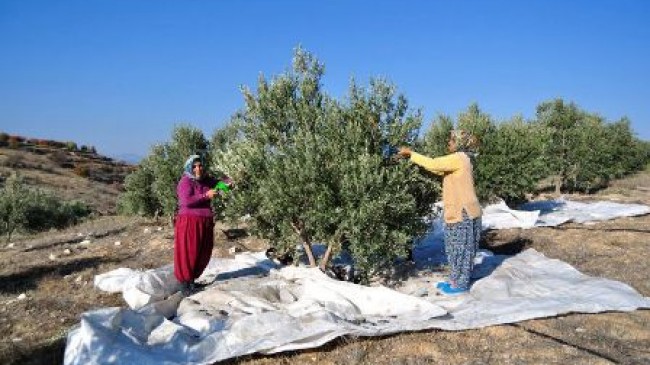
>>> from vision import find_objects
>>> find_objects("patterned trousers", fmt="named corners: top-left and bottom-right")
top-left (444, 210), bottom-right (482, 290)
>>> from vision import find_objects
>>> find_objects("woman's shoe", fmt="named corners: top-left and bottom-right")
top-left (193, 281), bottom-right (209, 290)
top-left (181, 282), bottom-right (192, 296)
top-left (435, 281), bottom-right (449, 289)
top-left (438, 282), bottom-right (469, 296)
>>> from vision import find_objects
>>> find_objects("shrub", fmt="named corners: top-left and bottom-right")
top-left (3, 154), bottom-right (22, 168)
top-left (48, 151), bottom-right (70, 167)
top-left (23, 192), bottom-right (91, 232)
top-left (8, 136), bottom-right (20, 149)
top-left (0, 173), bottom-right (91, 241)
top-left (66, 141), bottom-right (78, 151)
top-left (0, 173), bottom-right (30, 242)
top-left (74, 164), bottom-right (90, 177)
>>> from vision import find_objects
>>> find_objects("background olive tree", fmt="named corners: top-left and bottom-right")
top-left (536, 98), bottom-right (648, 193)
top-left (473, 116), bottom-right (550, 203)
top-left (118, 124), bottom-right (210, 224)
top-left (117, 156), bottom-right (159, 217)
top-left (420, 104), bottom-right (550, 204)
top-left (419, 114), bottom-right (454, 158)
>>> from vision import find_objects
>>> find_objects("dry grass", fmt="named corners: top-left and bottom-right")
top-left (0, 165), bottom-right (649, 364)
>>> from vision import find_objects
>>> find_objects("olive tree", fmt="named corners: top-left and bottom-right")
top-left (536, 99), bottom-right (648, 193)
top-left (118, 124), bottom-right (209, 224)
top-left (211, 48), bottom-right (438, 279)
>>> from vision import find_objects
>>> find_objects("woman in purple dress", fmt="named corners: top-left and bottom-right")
top-left (174, 154), bottom-right (219, 295)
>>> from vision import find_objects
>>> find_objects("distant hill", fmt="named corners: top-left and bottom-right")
top-left (0, 132), bottom-right (136, 215)
top-left (112, 153), bottom-right (143, 164)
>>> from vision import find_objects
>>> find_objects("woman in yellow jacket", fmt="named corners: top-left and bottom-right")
top-left (398, 130), bottom-right (482, 295)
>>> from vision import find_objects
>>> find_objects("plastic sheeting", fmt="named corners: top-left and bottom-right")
top-left (483, 198), bottom-right (650, 229)
top-left (519, 198), bottom-right (650, 226)
top-left (64, 199), bottom-right (650, 364)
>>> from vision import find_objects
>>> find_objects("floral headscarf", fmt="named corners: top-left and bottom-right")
top-left (451, 129), bottom-right (479, 155)
top-left (183, 154), bottom-right (203, 179)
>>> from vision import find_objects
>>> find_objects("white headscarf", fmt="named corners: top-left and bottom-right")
top-left (183, 154), bottom-right (203, 179)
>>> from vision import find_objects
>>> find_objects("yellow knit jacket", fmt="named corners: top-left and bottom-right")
top-left (410, 151), bottom-right (482, 224)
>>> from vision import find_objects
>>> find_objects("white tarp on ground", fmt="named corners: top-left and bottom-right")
top-left (482, 198), bottom-right (650, 229)
top-left (64, 200), bottom-right (650, 365)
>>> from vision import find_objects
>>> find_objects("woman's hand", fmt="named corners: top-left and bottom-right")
top-left (397, 146), bottom-right (412, 158)
top-left (205, 189), bottom-right (217, 199)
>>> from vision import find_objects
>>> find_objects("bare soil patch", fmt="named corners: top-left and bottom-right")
top-left (1, 170), bottom-right (649, 365)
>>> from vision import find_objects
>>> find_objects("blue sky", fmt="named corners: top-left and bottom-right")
top-left (1, 0), bottom-right (649, 159)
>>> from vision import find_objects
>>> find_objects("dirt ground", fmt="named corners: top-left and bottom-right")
top-left (1, 170), bottom-right (649, 364)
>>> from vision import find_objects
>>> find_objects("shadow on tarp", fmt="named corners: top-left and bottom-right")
top-left (518, 200), bottom-right (567, 215)
top-left (221, 228), bottom-right (248, 240)
top-left (411, 223), bottom-right (515, 282)
top-left (214, 264), bottom-right (275, 281)
top-left (296, 223), bottom-right (513, 285)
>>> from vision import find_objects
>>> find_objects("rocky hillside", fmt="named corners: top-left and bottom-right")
top-left (0, 132), bottom-right (135, 214)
